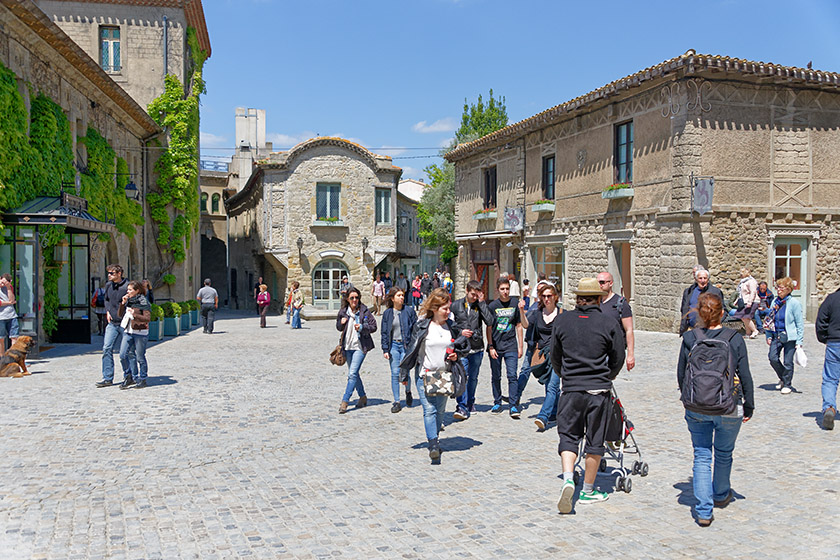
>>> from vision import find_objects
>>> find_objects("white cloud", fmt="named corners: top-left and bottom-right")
top-left (199, 131), bottom-right (228, 148)
top-left (266, 131), bottom-right (317, 148)
top-left (378, 145), bottom-right (407, 157)
top-left (412, 117), bottom-right (457, 134)
top-left (438, 136), bottom-right (455, 148)
top-left (400, 165), bottom-right (421, 179)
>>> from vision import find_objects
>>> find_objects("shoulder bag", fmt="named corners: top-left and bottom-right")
top-left (329, 334), bottom-right (346, 366)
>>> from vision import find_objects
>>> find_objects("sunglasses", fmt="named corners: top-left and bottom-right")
top-left (107, 271), bottom-right (118, 275)
top-left (348, 296), bottom-right (359, 300)
top-left (598, 280), bottom-right (611, 284)
top-left (540, 293), bottom-right (555, 298)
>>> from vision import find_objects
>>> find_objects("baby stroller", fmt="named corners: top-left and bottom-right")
top-left (573, 386), bottom-right (649, 493)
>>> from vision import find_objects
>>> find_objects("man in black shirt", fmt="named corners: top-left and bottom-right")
top-left (420, 273), bottom-right (433, 301)
top-left (451, 280), bottom-right (495, 420)
top-left (553, 278), bottom-right (625, 513)
top-left (486, 276), bottom-right (529, 418)
top-left (597, 271), bottom-right (635, 371)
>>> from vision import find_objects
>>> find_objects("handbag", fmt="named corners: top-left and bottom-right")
top-left (423, 359), bottom-right (466, 398)
top-left (530, 346), bottom-right (551, 383)
top-left (329, 335), bottom-right (346, 366)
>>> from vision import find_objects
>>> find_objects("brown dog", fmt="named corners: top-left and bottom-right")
top-left (0, 336), bottom-right (35, 378)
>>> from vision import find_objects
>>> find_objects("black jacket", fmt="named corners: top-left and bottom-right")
top-left (550, 304), bottom-right (625, 392)
top-left (677, 327), bottom-right (755, 418)
top-left (450, 297), bottom-right (495, 353)
top-left (399, 317), bottom-right (469, 373)
top-left (420, 278), bottom-right (433, 295)
top-left (104, 278), bottom-right (128, 324)
top-left (680, 283), bottom-right (724, 334)
top-left (816, 289), bottom-right (840, 344)
top-left (336, 303), bottom-right (377, 354)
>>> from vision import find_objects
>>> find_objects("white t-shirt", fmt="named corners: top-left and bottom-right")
top-left (421, 322), bottom-right (451, 370)
top-left (344, 311), bottom-right (362, 351)
top-left (0, 287), bottom-right (16, 320)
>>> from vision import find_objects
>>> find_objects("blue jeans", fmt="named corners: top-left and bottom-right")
top-left (415, 371), bottom-right (447, 440)
top-left (388, 341), bottom-right (414, 403)
top-left (515, 344), bottom-right (534, 407)
top-left (490, 351), bottom-right (519, 406)
top-left (768, 335), bottom-right (797, 388)
top-left (291, 307), bottom-right (302, 329)
top-left (535, 367), bottom-right (561, 424)
top-left (120, 333), bottom-right (148, 381)
top-left (101, 323), bottom-right (128, 382)
top-left (456, 352), bottom-right (484, 412)
top-left (684, 410), bottom-right (742, 520)
top-left (342, 349), bottom-right (367, 402)
top-left (822, 342), bottom-right (840, 412)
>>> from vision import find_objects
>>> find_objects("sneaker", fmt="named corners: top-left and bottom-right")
top-left (775, 382), bottom-right (784, 390)
top-left (120, 376), bottom-right (135, 389)
top-left (577, 489), bottom-right (609, 504)
top-left (133, 380), bottom-right (147, 389)
top-left (490, 404), bottom-right (502, 413)
top-left (390, 402), bottom-right (401, 413)
top-left (509, 406), bottom-right (521, 419)
top-left (780, 386), bottom-right (792, 394)
top-left (428, 438), bottom-right (441, 462)
top-left (535, 418), bottom-right (546, 432)
top-left (823, 407), bottom-right (836, 430)
top-left (713, 491), bottom-right (733, 508)
top-left (556, 478), bottom-right (576, 514)
top-left (469, 404), bottom-right (476, 413)
top-left (405, 392), bottom-right (413, 407)
top-left (453, 407), bottom-right (468, 421)
top-left (95, 380), bottom-right (113, 388)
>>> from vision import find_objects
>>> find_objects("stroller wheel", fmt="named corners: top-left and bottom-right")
top-left (624, 477), bottom-right (632, 493)
top-left (640, 463), bottom-right (649, 477)
top-left (616, 477), bottom-right (625, 492)
top-left (599, 458), bottom-right (607, 472)
top-left (631, 461), bottom-right (640, 475)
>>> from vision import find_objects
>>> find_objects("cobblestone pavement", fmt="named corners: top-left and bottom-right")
top-left (1, 310), bottom-right (837, 559)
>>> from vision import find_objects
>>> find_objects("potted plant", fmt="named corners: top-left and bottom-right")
top-left (189, 299), bottom-right (200, 325)
top-left (148, 304), bottom-right (164, 341)
top-left (161, 302), bottom-right (182, 336)
top-left (179, 301), bottom-right (192, 330)
top-left (602, 183), bottom-right (634, 199)
top-left (473, 207), bottom-right (497, 220)
top-left (313, 216), bottom-right (343, 226)
top-left (532, 199), bottom-right (555, 213)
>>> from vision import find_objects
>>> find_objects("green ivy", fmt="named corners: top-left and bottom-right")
top-left (0, 61), bottom-right (40, 214)
top-left (146, 26), bottom-right (206, 262)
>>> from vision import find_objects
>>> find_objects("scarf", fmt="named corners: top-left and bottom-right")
top-left (126, 293), bottom-right (151, 311)
top-left (763, 295), bottom-right (788, 333)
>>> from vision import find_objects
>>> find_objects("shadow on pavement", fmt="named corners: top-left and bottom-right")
top-left (758, 383), bottom-right (780, 391)
top-left (410, 436), bottom-right (483, 452)
top-left (150, 376), bottom-right (177, 386)
top-left (802, 410), bottom-right (825, 428)
top-left (674, 479), bottom-right (698, 508)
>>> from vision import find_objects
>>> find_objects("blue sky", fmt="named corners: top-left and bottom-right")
top-left (199, 0), bottom-right (840, 181)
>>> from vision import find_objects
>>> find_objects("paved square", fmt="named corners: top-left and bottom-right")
top-left (1, 311), bottom-right (837, 558)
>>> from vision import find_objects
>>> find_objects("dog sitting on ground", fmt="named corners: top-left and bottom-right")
top-left (0, 336), bottom-right (35, 378)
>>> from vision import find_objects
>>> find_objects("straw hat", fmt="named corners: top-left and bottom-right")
top-left (573, 277), bottom-right (603, 296)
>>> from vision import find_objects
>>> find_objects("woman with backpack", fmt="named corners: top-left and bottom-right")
top-left (764, 277), bottom-right (804, 394)
top-left (381, 287), bottom-right (416, 413)
top-left (677, 292), bottom-right (754, 527)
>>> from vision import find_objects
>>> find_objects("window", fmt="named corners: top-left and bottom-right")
top-left (615, 121), bottom-right (633, 184)
top-left (316, 183), bottom-right (340, 219)
top-left (375, 188), bottom-right (391, 224)
top-left (100, 27), bottom-right (121, 73)
top-left (542, 155), bottom-right (555, 199)
top-left (200, 192), bottom-right (208, 213)
top-left (211, 193), bottom-right (220, 214)
top-left (534, 246), bottom-right (565, 298)
top-left (483, 166), bottom-right (497, 209)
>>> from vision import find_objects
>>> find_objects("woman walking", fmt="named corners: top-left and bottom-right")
top-left (678, 292), bottom-right (754, 526)
top-left (119, 281), bottom-right (152, 390)
top-left (337, 287), bottom-right (377, 413)
top-left (371, 274), bottom-right (385, 315)
top-left (257, 284), bottom-right (271, 328)
top-left (290, 281), bottom-right (304, 329)
top-left (381, 287), bottom-right (417, 413)
top-left (733, 268), bottom-right (759, 338)
top-left (531, 282), bottom-right (563, 431)
top-left (411, 275), bottom-right (423, 310)
top-left (764, 277), bottom-right (804, 394)
top-left (400, 288), bottom-right (468, 464)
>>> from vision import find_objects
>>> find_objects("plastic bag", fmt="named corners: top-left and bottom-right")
top-left (794, 346), bottom-right (807, 368)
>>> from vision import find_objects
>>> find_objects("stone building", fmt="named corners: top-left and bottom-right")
top-left (446, 50), bottom-right (840, 328)
top-left (225, 137), bottom-right (402, 314)
top-left (198, 161), bottom-right (231, 304)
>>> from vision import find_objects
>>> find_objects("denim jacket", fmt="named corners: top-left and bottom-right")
top-left (380, 305), bottom-right (418, 354)
top-left (766, 296), bottom-right (804, 346)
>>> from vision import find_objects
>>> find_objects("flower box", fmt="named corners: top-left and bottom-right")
top-left (602, 187), bottom-right (635, 199)
top-left (312, 218), bottom-right (344, 226)
top-left (163, 316), bottom-right (180, 336)
top-left (190, 309), bottom-right (199, 325)
top-left (472, 210), bottom-right (497, 221)
top-left (532, 202), bottom-right (555, 213)
top-left (180, 312), bottom-right (191, 330)
top-left (147, 319), bottom-right (162, 341)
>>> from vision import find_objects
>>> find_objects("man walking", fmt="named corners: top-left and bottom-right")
top-left (816, 287), bottom-right (840, 430)
top-left (396, 272), bottom-right (409, 294)
top-left (554, 278), bottom-right (625, 513)
top-left (197, 278), bottom-right (219, 334)
top-left (96, 264), bottom-right (131, 388)
top-left (680, 268), bottom-right (723, 334)
top-left (486, 276), bottom-right (528, 418)
top-left (420, 272), bottom-right (433, 302)
top-left (451, 280), bottom-right (495, 420)
top-left (383, 272), bottom-right (393, 293)
top-left (597, 271), bottom-right (636, 371)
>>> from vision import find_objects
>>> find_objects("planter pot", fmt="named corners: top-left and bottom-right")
top-left (163, 316), bottom-right (181, 336)
top-left (311, 219), bottom-right (345, 226)
top-left (602, 188), bottom-right (635, 199)
top-left (148, 320), bottom-right (162, 341)
top-left (190, 309), bottom-right (199, 325)
top-left (180, 313), bottom-right (191, 330)
top-left (472, 211), bottom-right (497, 221)
top-left (532, 202), bottom-right (555, 213)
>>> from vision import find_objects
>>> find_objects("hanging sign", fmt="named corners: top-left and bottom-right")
top-left (504, 207), bottom-right (524, 232)
top-left (693, 178), bottom-right (714, 215)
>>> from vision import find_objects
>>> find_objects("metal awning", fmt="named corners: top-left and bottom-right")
top-left (2, 192), bottom-right (117, 234)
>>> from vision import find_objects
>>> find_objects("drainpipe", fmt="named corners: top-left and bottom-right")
top-left (162, 16), bottom-right (168, 77)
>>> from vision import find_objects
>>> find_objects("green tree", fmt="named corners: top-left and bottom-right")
top-left (418, 90), bottom-right (508, 264)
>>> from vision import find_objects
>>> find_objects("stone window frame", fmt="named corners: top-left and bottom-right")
top-left (200, 192), bottom-right (208, 213)
top-left (99, 26), bottom-right (122, 74)
top-left (614, 120), bottom-right (633, 184)
top-left (211, 193), bottom-right (220, 214)
top-left (315, 183), bottom-right (341, 220)
top-left (483, 166), bottom-right (497, 209)
top-left (375, 188), bottom-right (391, 225)
top-left (542, 154), bottom-right (555, 200)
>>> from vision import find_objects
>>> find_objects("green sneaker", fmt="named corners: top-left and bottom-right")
top-left (577, 489), bottom-right (609, 504)
top-left (556, 478), bottom-right (576, 514)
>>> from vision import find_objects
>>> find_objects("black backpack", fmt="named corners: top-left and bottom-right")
top-left (681, 329), bottom-right (738, 415)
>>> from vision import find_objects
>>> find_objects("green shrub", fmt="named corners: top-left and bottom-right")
top-left (162, 273), bottom-right (176, 285)
top-left (189, 299), bottom-right (200, 311)
top-left (150, 304), bottom-right (164, 321)
top-left (179, 301), bottom-right (192, 314)
top-left (160, 302), bottom-right (181, 318)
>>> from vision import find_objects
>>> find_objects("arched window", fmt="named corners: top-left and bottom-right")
top-left (200, 192), bottom-right (208, 213)
top-left (211, 193), bottom-right (220, 214)
top-left (312, 259), bottom-right (350, 310)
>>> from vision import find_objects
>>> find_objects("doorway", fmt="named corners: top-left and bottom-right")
top-left (312, 259), bottom-right (350, 310)
top-left (773, 238), bottom-right (807, 309)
